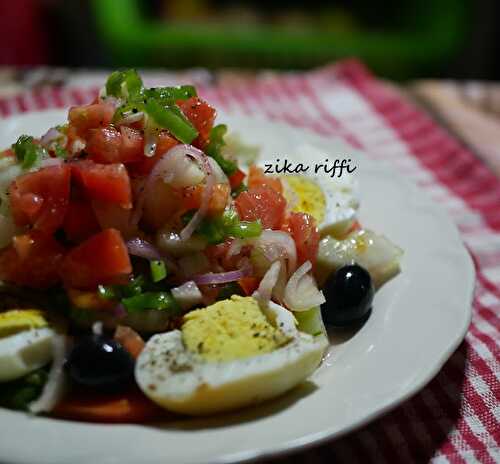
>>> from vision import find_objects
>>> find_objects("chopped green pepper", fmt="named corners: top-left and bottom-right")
top-left (145, 99), bottom-right (198, 144)
top-left (11, 135), bottom-right (47, 169)
top-left (150, 260), bottom-right (167, 283)
top-left (231, 183), bottom-right (248, 198)
top-left (144, 85), bottom-right (197, 102)
top-left (226, 220), bottom-right (262, 239)
top-left (205, 125), bottom-right (238, 176)
top-left (122, 291), bottom-right (180, 313)
top-left (54, 144), bottom-right (68, 159)
top-left (0, 368), bottom-right (48, 411)
top-left (105, 69), bottom-right (143, 99)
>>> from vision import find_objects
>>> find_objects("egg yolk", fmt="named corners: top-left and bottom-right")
top-left (181, 296), bottom-right (290, 362)
top-left (281, 175), bottom-right (326, 224)
top-left (0, 309), bottom-right (48, 338)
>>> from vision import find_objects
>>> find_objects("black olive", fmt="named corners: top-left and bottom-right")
top-left (321, 264), bottom-right (374, 327)
top-left (66, 335), bottom-right (134, 391)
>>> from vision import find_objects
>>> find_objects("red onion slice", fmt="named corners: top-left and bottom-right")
top-left (283, 260), bottom-right (325, 311)
top-left (29, 334), bottom-right (67, 414)
top-left (192, 268), bottom-right (250, 286)
top-left (126, 237), bottom-right (161, 260)
top-left (40, 128), bottom-right (64, 148)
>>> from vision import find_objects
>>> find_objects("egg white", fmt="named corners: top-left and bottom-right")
top-left (260, 144), bottom-right (359, 237)
top-left (0, 328), bottom-right (54, 382)
top-left (135, 302), bottom-right (327, 415)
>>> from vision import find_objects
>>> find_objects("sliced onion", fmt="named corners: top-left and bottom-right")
top-left (127, 237), bottom-right (161, 260)
top-left (192, 268), bottom-right (250, 286)
top-left (227, 238), bottom-right (244, 258)
top-left (117, 111), bottom-right (144, 126)
top-left (92, 321), bottom-right (104, 336)
top-left (132, 145), bottom-right (214, 237)
top-left (256, 230), bottom-right (297, 276)
top-left (40, 128), bottom-right (63, 148)
top-left (156, 231), bottom-right (207, 258)
top-left (29, 334), bottom-right (67, 414)
top-left (283, 261), bottom-right (325, 311)
top-left (144, 130), bottom-right (157, 158)
top-left (252, 260), bottom-right (282, 306)
top-left (171, 281), bottom-right (203, 310)
top-left (178, 252), bottom-right (210, 277)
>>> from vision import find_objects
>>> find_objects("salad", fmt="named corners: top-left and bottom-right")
top-left (0, 70), bottom-right (402, 421)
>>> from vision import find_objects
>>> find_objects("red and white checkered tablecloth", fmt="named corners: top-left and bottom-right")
top-left (0, 60), bottom-right (498, 463)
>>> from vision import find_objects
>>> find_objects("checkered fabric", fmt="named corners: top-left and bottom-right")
top-left (0, 60), bottom-right (498, 463)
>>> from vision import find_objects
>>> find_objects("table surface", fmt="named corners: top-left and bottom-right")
top-left (0, 63), bottom-right (498, 464)
top-left (1, 66), bottom-right (499, 179)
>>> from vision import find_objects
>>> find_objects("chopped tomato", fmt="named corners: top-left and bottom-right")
top-left (72, 161), bottom-right (132, 209)
top-left (282, 212), bottom-right (320, 269)
top-left (181, 183), bottom-right (230, 217)
top-left (178, 97), bottom-right (215, 148)
top-left (52, 388), bottom-right (163, 423)
top-left (235, 185), bottom-right (286, 230)
top-left (228, 168), bottom-right (245, 190)
top-left (130, 131), bottom-right (178, 176)
top-left (60, 229), bottom-right (132, 290)
top-left (92, 200), bottom-right (137, 239)
top-left (67, 288), bottom-right (116, 311)
top-left (66, 125), bottom-right (85, 156)
top-left (0, 232), bottom-right (65, 289)
top-left (86, 126), bottom-right (144, 164)
top-left (114, 326), bottom-right (145, 359)
top-left (247, 165), bottom-right (282, 194)
top-left (68, 102), bottom-right (115, 135)
top-left (9, 165), bottom-right (71, 233)
top-left (238, 276), bottom-right (259, 296)
top-left (63, 199), bottom-right (101, 243)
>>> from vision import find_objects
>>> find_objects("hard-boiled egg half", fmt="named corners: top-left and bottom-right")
top-left (135, 296), bottom-right (327, 415)
top-left (260, 144), bottom-right (359, 238)
top-left (0, 309), bottom-right (55, 382)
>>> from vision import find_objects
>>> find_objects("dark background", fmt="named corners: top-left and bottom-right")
top-left (2, 0), bottom-right (499, 80)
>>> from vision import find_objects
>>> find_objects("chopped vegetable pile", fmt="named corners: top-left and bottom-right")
top-left (0, 69), bottom-right (402, 422)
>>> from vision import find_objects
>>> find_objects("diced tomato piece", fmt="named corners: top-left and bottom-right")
top-left (86, 126), bottom-right (144, 164)
top-left (9, 165), bottom-right (71, 233)
top-left (178, 97), bottom-right (216, 148)
top-left (52, 387), bottom-right (163, 423)
top-left (63, 198), bottom-right (101, 243)
top-left (238, 276), bottom-right (259, 296)
top-left (247, 165), bottom-right (282, 194)
top-left (114, 326), bottom-right (145, 359)
top-left (68, 102), bottom-right (115, 134)
top-left (181, 183), bottom-right (230, 217)
top-left (0, 232), bottom-right (65, 289)
top-left (60, 229), bottom-right (132, 290)
top-left (282, 212), bottom-right (320, 269)
top-left (92, 200), bottom-right (137, 239)
top-left (130, 131), bottom-right (178, 176)
top-left (72, 161), bottom-right (132, 209)
top-left (228, 168), bottom-right (245, 190)
top-left (235, 185), bottom-right (286, 230)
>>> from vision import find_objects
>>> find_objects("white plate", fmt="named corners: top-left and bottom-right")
top-left (0, 110), bottom-right (474, 464)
